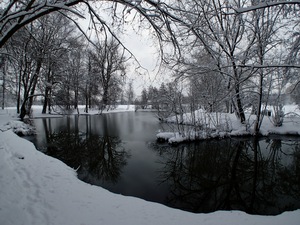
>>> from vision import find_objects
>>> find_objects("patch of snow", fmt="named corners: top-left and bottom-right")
top-left (30, 105), bottom-right (136, 117)
top-left (156, 132), bottom-right (175, 141)
top-left (5, 120), bottom-right (35, 136)
top-left (0, 111), bottom-right (35, 135)
top-left (157, 105), bottom-right (300, 143)
top-left (169, 133), bottom-right (188, 144)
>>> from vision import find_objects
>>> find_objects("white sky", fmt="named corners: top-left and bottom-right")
top-left (75, 3), bottom-right (172, 97)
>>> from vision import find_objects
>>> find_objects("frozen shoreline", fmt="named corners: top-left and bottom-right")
top-left (156, 105), bottom-right (300, 144)
top-left (1, 106), bottom-right (300, 225)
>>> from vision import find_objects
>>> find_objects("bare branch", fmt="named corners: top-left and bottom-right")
top-left (237, 64), bottom-right (300, 69)
top-left (0, 0), bottom-right (83, 48)
top-left (233, 0), bottom-right (300, 14)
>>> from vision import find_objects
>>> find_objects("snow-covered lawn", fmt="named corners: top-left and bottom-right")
top-left (157, 105), bottom-right (300, 144)
top-left (32, 104), bottom-right (136, 117)
top-left (0, 107), bottom-right (300, 225)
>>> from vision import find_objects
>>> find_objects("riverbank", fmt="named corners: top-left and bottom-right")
top-left (0, 105), bottom-right (137, 135)
top-left (1, 107), bottom-right (300, 225)
top-left (157, 105), bottom-right (300, 144)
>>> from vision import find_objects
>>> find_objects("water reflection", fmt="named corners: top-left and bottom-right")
top-left (38, 116), bottom-right (130, 185)
top-left (152, 138), bottom-right (300, 215)
top-left (29, 113), bottom-right (300, 215)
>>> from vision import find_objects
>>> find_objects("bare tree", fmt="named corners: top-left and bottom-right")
top-left (125, 81), bottom-right (134, 106)
top-left (38, 13), bottom-right (81, 114)
top-left (5, 25), bottom-right (44, 120)
top-left (248, 5), bottom-right (285, 134)
top-left (88, 38), bottom-right (126, 111)
top-left (140, 88), bottom-right (148, 109)
top-left (53, 40), bottom-right (85, 113)
top-left (170, 0), bottom-right (255, 123)
top-left (4, 11), bottom-right (83, 119)
top-left (184, 52), bottom-right (228, 113)
top-left (167, 0), bottom-right (299, 132)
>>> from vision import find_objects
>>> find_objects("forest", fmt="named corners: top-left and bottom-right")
top-left (1, 0), bottom-right (300, 135)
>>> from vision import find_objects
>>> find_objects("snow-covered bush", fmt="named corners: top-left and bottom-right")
top-left (5, 120), bottom-right (35, 136)
top-left (271, 104), bottom-right (284, 127)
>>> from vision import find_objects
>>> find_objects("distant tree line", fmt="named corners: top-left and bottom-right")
top-left (1, 12), bottom-right (131, 119)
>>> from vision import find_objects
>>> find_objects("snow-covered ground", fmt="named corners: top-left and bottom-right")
top-left (1, 107), bottom-right (300, 225)
top-left (157, 105), bottom-right (300, 144)
top-left (32, 104), bottom-right (136, 117)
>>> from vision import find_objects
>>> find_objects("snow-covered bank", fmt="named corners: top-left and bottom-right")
top-left (32, 104), bottom-right (136, 117)
top-left (1, 110), bottom-right (300, 225)
top-left (157, 105), bottom-right (300, 144)
top-left (3, 105), bottom-right (136, 119)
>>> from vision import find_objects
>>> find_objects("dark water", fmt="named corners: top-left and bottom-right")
top-left (28, 112), bottom-right (300, 215)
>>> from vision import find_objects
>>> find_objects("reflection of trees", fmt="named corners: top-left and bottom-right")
top-left (154, 138), bottom-right (300, 215)
top-left (46, 131), bottom-right (129, 184)
top-left (267, 139), bottom-right (300, 202)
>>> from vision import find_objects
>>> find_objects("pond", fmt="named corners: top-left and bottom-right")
top-left (27, 112), bottom-right (300, 215)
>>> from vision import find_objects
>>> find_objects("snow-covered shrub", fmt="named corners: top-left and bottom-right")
top-left (221, 114), bottom-right (232, 132)
top-left (6, 120), bottom-right (35, 136)
top-left (271, 104), bottom-right (284, 127)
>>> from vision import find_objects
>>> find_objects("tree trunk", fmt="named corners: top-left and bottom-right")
top-left (1, 58), bottom-right (5, 109)
top-left (85, 87), bottom-right (88, 113)
top-left (42, 87), bottom-right (49, 114)
top-left (235, 84), bottom-right (246, 123)
top-left (27, 60), bottom-right (42, 114)
top-left (19, 101), bottom-right (27, 121)
top-left (17, 71), bottom-right (22, 114)
top-left (48, 89), bottom-right (52, 114)
top-left (74, 85), bottom-right (78, 109)
top-left (66, 85), bottom-right (70, 110)
top-left (19, 85), bottom-right (30, 121)
top-left (102, 87), bottom-right (109, 109)
top-left (232, 61), bottom-right (246, 123)
top-left (88, 86), bottom-right (92, 109)
top-left (19, 58), bottom-right (42, 120)
top-left (42, 68), bottom-right (52, 114)
top-left (254, 74), bottom-right (263, 135)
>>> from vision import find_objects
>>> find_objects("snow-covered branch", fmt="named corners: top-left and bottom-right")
top-left (234, 0), bottom-right (300, 14)
top-left (0, 0), bottom-right (83, 48)
top-left (237, 64), bottom-right (300, 69)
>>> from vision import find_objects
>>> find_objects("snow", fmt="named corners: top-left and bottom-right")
top-left (0, 120), bottom-right (35, 135)
top-left (1, 107), bottom-right (300, 225)
top-left (0, 105), bottom-right (136, 120)
top-left (157, 105), bottom-right (300, 144)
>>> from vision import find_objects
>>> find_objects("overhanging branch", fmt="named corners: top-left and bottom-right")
top-left (237, 64), bottom-right (300, 69)
top-left (233, 0), bottom-right (300, 14)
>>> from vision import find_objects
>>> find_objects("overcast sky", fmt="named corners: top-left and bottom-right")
top-left (76, 3), bottom-right (172, 97)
